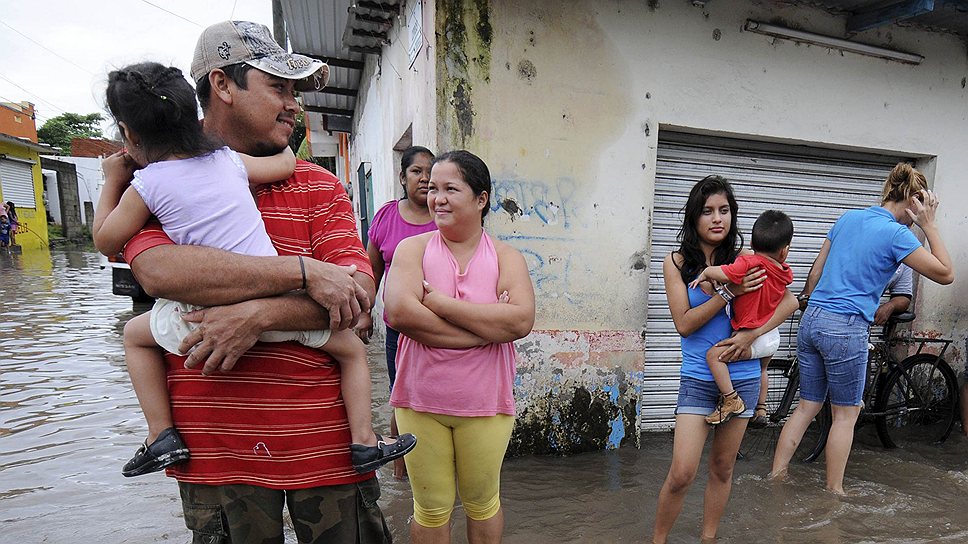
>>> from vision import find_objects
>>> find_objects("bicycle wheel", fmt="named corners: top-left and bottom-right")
top-left (875, 354), bottom-right (959, 449)
top-left (739, 359), bottom-right (830, 462)
top-left (800, 400), bottom-right (830, 463)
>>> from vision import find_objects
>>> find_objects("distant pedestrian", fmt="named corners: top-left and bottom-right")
top-left (0, 215), bottom-right (11, 247)
top-left (4, 202), bottom-right (18, 245)
top-left (873, 264), bottom-right (913, 325)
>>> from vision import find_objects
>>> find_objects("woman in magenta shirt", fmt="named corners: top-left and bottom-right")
top-left (361, 146), bottom-right (437, 479)
top-left (362, 146), bottom-right (437, 387)
top-left (385, 150), bottom-right (535, 543)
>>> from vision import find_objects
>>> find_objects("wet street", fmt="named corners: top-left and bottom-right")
top-left (3, 249), bottom-right (968, 543)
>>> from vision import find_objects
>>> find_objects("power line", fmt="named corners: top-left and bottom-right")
top-left (0, 74), bottom-right (67, 115)
top-left (0, 20), bottom-right (95, 75)
top-left (138, 0), bottom-right (203, 27)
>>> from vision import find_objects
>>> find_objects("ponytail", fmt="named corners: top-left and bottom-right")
top-left (881, 162), bottom-right (927, 204)
top-left (106, 62), bottom-right (218, 163)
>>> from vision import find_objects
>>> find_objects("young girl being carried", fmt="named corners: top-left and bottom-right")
top-left (92, 62), bottom-right (415, 477)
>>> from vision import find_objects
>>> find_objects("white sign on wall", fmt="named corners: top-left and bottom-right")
top-left (407, 0), bottom-right (423, 68)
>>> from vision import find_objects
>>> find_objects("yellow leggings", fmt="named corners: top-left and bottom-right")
top-left (395, 408), bottom-right (514, 528)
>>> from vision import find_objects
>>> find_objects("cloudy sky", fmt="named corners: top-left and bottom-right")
top-left (0, 0), bottom-right (274, 136)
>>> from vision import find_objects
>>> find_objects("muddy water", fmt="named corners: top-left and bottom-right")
top-left (3, 250), bottom-right (968, 543)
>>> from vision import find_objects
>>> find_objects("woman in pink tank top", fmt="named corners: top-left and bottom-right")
top-left (384, 150), bottom-right (535, 543)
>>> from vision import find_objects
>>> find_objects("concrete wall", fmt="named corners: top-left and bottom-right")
top-left (41, 157), bottom-right (90, 242)
top-left (42, 156), bottom-right (102, 231)
top-left (430, 0), bottom-right (968, 452)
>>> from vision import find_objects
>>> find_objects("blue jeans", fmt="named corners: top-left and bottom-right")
top-left (385, 326), bottom-right (400, 391)
top-left (797, 305), bottom-right (869, 407)
top-left (676, 376), bottom-right (759, 417)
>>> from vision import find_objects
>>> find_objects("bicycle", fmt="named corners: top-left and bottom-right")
top-left (739, 311), bottom-right (959, 461)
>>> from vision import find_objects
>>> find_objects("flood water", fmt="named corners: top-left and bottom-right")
top-left (3, 249), bottom-right (968, 543)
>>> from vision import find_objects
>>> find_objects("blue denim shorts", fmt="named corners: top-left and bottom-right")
top-left (797, 305), bottom-right (869, 407)
top-left (676, 376), bottom-right (760, 418)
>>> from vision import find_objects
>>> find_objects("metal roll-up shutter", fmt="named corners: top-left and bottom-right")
top-left (642, 132), bottom-right (907, 431)
top-left (0, 158), bottom-right (37, 208)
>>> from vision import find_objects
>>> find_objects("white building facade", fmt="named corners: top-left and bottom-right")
top-left (284, 0), bottom-right (968, 453)
top-left (43, 156), bottom-right (103, 229)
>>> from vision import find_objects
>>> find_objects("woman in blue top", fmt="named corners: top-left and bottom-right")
top-left (771, 163), bottom-right (953, 495)
top-left (653, 176), bottom-right (798, 543)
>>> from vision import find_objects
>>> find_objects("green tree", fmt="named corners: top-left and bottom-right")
top-left (288, 111), bottom-right (307, 157)
top-left (37, 112), bottom-right (105, 154)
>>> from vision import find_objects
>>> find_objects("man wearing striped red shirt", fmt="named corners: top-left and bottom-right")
top-left (123, 21), bottom-right (390, 543)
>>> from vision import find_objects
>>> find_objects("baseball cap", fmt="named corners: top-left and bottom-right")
top-left (191, 20), bottom-right (329, 92)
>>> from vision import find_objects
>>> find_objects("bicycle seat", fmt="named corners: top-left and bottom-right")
top-left (889, 312), bottom-right (916, 323)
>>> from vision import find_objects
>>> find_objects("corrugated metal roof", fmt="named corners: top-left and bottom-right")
top-left (282, 0), bottom-right (404, 132)
top-left (282, 0), bottom-right (365, 131)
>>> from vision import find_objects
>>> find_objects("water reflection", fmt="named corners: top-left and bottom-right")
top-left (2, 250), bottom-right (967, 543)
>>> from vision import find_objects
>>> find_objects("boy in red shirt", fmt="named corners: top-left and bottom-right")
top-left (690, 210), bottom-right (795, 425)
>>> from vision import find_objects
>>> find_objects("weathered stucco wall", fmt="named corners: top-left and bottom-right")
top-left (432, 0), bottom-right (968, 453)
top-left (351, 1), bottom-right (439, 210)
top-left (436, 0), bottom-right (649, 452)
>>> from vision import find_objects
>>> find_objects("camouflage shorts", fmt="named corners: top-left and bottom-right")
top-left (178, 478), bottom-right (391, 544)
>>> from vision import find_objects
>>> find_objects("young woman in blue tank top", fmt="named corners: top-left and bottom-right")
top-left (771, 163), bottom-right (953, 495)
top-left (653, 176), bottom-right (799, 543)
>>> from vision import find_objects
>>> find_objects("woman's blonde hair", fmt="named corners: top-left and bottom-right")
top-left (882, 162), bottom-right (927, 203)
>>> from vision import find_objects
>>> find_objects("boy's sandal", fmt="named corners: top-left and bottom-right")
top-left (121, 427), bottom-right (190, 477)
top-left (351, 433), bottom-right (417, 474)
top-left (749, 403), bottom-right (770, 429)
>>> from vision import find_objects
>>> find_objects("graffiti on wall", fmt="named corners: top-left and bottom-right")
top-left (490, 176), bottom-right (591, 299)
top-left (491, 176), bottom-right (580, 227)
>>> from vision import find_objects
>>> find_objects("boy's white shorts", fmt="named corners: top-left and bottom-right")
top-left (749, 327), bottom-right (781, 360)
top-left (150, 298), bottom-right (331, 355)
